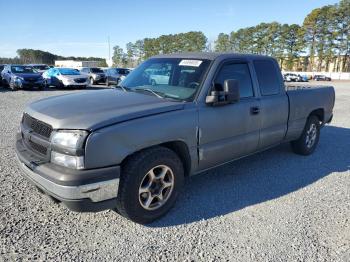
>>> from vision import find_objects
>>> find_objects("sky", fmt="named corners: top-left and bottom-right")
top-left (0, 0), bottom-right (340, 59)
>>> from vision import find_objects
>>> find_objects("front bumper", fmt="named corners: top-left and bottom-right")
top-left (15, 137), bottom-right (120, 212)
top-left (15, 80), bottom-right (44, 88)
top-left (93, 76), bottom-right (106, 83)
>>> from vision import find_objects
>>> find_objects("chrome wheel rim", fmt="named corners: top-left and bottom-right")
top-left (306, 123), bottom-right (317, 148)
top-left (138, 165), bottom-right (174, 211)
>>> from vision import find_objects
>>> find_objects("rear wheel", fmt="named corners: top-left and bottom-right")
top-left (291, 115), bottom-right (320, 155)
top-left (116, 146), bottom-right (184, 224)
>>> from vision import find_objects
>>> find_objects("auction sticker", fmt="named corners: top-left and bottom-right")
top-left (179, 60), bottom-right (203, 67)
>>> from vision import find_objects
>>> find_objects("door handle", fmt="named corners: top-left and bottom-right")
top-left (250, 106), bottom-right (260, 115)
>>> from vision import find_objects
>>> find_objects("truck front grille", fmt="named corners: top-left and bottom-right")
top-left (28, 140), bottom-right (48, 155)
top-left (22, 113), bottom-right (53, 139)
top-left (74, 78), bottom-right (86, 83)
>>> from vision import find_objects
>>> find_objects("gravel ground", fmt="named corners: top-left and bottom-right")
top-left (0, 82), bottom-right (349, 261)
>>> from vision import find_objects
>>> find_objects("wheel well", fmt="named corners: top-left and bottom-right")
top-left (160, 141), bottom-right (191, 177)
top-left (121, 141), bottom-right (192, 177)
top-left (309, 108), bottom-right (324, 123)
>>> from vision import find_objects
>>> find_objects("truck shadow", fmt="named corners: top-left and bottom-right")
top-left (150, 125), bottom-right (350, 227)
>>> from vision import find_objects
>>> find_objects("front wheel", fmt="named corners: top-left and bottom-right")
top-left (116, 146), bottom-right (184, 224)
top-left (9, 80), bottom-right (17, 91)
top-left (291, 115), bottom-right (320, 155)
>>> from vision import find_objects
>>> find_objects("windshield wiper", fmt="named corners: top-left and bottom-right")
top-left (115, 84), bottom-right (128, 92)
top-left (135, 88), bottom-right (164, 98)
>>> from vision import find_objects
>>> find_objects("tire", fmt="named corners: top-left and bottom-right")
top-left (43, 79), bottom-right (49, 88)
top-left (2, 79), bottom-right (8, 87)
top-left (291, 115), bottom-right (320, 155)
top-left (116, 146), bottom-right (184, 224)
top-left (9, 80), bottom-right (17, 91)
top-left (89, 77), bottom-right (94, 86)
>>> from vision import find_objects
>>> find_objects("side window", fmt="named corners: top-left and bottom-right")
top-left (214, 63), bottom-right (254, 98)
top-left (253, 60), bottom-right (280, 96)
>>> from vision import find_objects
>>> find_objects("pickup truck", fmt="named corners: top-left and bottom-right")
top-left (15, 53), bottom-right (335, 224)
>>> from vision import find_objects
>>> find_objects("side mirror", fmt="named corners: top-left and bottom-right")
top-left (206, 79), bottom-right (240, 106)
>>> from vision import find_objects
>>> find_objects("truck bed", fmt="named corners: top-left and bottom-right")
top-left (285, 84), bottom-right (335, 141)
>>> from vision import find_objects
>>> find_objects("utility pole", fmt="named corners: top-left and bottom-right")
top-left (108, 36), bottom-right (111, 61)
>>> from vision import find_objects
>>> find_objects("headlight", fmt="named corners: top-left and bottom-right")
top-left (51, 130), bottom-right (88, 149)
top-left (50, 130), bottom-right (88, 169)
top-left (51, 151), bottom-right (84, 169)
top-left (14, 76), bottom-right (24, 82)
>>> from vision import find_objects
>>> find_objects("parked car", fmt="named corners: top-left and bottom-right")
top-left (26, 64), bottom-right (50, 74)
top-left (15, 53), bottom-right (335, 224)
top-left (314, 75), bottom-right (331, 81)
top-left (299, 74), bottom-right (309, 82)
top-left (42, 67), bottom-right (88, 88)
top-left (80, 67), bottom-right (106, 85)
top-left (284, 73), bottom-right (299, 82)
top-left (1, 64), bottom-right (44, 90)
top-left (0, 64), bottom-right (5, 86)
top-left (105, 68), bottom-right (130, 86)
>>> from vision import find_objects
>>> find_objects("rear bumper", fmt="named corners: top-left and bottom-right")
top-left (15, 137), bottom-right (120, 212)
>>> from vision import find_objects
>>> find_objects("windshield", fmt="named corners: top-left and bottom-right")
top-left (91, 68), bottom-right (103, 73)
top-left (33, 65), bottom-right (49, 70)
top-left (58, 68), bottom-right (81, 75)
top-left (11, 66), bottom-right (35, 73)
top-left (120, 58), bottom-right (211, 101)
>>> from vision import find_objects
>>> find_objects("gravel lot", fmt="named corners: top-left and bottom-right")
top-left (0, 82), bottom-right (349, 261)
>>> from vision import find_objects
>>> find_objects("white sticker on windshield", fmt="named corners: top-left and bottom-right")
top-left (179, 60), bottom-right (203, 67)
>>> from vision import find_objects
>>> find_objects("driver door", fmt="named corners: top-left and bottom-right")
top-left (197, 61), bottom-right (261, 170)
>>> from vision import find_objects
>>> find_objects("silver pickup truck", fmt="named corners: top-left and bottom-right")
top-left (16, 53), bottom-right (335, 224)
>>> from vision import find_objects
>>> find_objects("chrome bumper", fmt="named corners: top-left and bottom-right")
top-left (17, 156), bottom-right (119, 203)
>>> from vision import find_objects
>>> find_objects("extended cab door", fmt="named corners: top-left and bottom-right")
top-left (197, 60), bottom-right (261, 170)
top-left (253, 59), bottom-right (289, 149)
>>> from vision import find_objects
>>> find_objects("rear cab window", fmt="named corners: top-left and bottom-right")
top-left (253, 60), bottom-right (281, 96)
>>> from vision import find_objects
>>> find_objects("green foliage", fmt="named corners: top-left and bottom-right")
top-left (0, 48), bottom-right (107, 66)
top-left (215, 33), bottom-right (231, 52)
top-left (215, 0), bottom-right (350, 72)
top-left (112, 45), bottom-right (125, 67)
top-left (112, 31), bottom-right (207, 68)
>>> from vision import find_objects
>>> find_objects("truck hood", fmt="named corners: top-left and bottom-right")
top-left (25, 89), bottom-right (184, 130)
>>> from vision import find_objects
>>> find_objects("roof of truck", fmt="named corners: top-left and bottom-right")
top-left (152, 52), bottom-right (273, 61)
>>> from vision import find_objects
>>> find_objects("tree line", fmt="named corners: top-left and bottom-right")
top-left (0, 49), bottom-right (107, 67)
top-left (113, 0), bottom-right (349, 72)
top-left (112, 31), bottom-right (207, 68)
